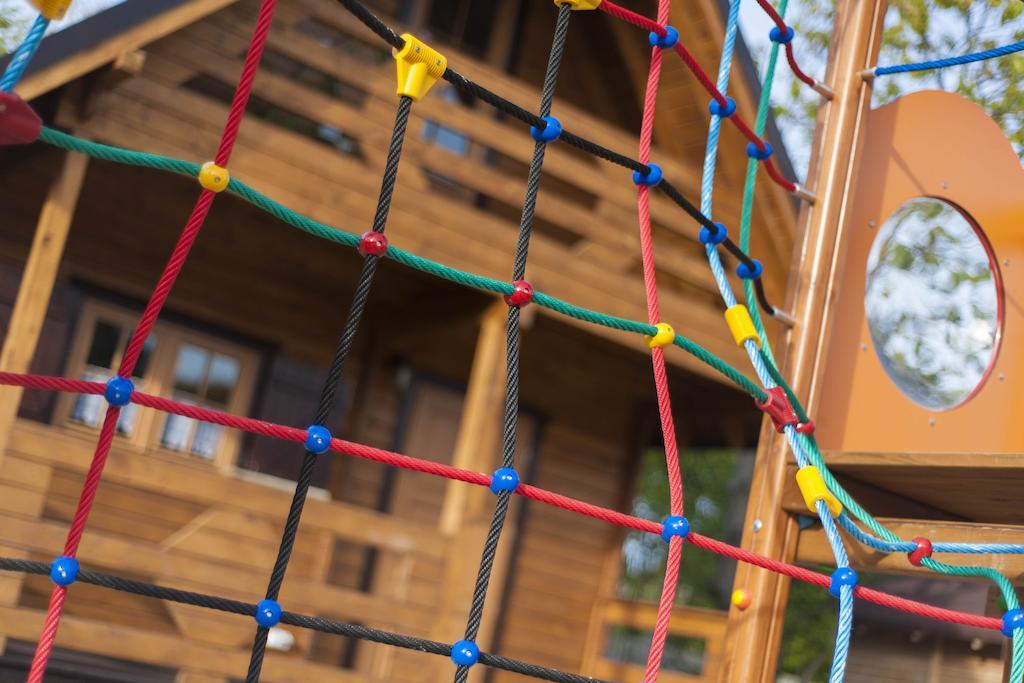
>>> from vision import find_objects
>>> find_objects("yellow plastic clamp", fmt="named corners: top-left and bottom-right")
top-left (554, 0), bottom-right (602, 9)
top-left (644, 322), bottom-right (675, 349)
top-left (198, 162), bottom-right (230, 193)
top-left (30, 0), bottom-right (72, 20)
top-left (394, 34), bottom-right (446, 102)
top-left (795, 466), bottom-right (842, 517)
top-left (724, 305), bottom-right (761, 348)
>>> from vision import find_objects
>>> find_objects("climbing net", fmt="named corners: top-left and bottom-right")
top-left (2, 0), bottom-right (1024, 681)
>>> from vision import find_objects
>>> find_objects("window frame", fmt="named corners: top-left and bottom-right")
top-left (57, 299), bottom-right (260, 473)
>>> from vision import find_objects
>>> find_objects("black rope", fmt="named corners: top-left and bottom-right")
top-left (245, 94), bottom-right (414, 682)
top-left (331, 0), bottom-right (785, 319)
top-left (0, 558), bottom-right (609, 683)
top-left (452, 6), bottom-right (571, 683)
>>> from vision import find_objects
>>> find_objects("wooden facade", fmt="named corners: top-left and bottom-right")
top-left (0, 0), bottom-right (797, 681)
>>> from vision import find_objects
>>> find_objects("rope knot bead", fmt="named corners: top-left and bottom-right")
top-left (104, 376), bottom-right (134, 407)
top-left (530, 115), bottom-right (562, 143)
top-left (661, 515), bottom-right (690, 543)
top-left (0, 92), bottom-right (43, 145)
top-left (504, 280), bottom-right (534, 308)
top-left (731, 589), bottom-right (752, 610)
top-left (30, 0), bottom-right (72, 20)
top-left (198, 162), bottom-right (230, 193)
top-left (699, 222), bottom-right (728, 245)
top-left (769, 25), bottom-right (795, 44)
top-left (648, 26), bottom-right (679, 49)
top-left (1002, 609), bottom-right (1024, 637)
top-left (829, 568), bottom-right (858, 598)
top-left (644, 322), bottom-right (675, 349)
top-left (908, 537), bottom-right (933, 567)
top-left (489, 467), bottom-right (520, 494)
top-left (358, 231), bottom-right (389, 257)
top-left (755, 387), bottom-right (799, 433)
top-left (708, 97), bottom-right (737, 118)
top-left (632, 162), bottom-right (663, 187)
top-left (255, 599), bottom-right (282, 628)
top-left (304, 425), bottom-right (332, 454)
top-left (451, 640), bottom-right (480, 666)
top-left (49, 556), bottom-right (79, 586)
top-left (736, 258), bottom-right (764, 279)
top-left (746, 142), bottom-right (774, 160)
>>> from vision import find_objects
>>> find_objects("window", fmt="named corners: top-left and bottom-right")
top-left (423, 0), bottom-right (500, 57)
top-left (59, 301), bottom-right (258, 470)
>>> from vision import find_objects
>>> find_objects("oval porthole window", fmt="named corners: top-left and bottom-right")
top-left (865, 198), bottom-right (1001, 410)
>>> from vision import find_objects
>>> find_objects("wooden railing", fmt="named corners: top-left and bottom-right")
top-left (581, 597), bottom-right (728, 682)
top-left (0, 419), bottom-right (447, 682)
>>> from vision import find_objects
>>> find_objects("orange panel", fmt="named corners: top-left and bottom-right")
top-left (817, 90), bottom-right (1024, 453)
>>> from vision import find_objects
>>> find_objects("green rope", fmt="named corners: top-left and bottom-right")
top-left (38, 127), bottom-right (766, 403)
top-left (739, 1), bottom-right (1021, 661)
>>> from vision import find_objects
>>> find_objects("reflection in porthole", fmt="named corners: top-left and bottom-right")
top-left (865, 198), bottom-right (1001, 410)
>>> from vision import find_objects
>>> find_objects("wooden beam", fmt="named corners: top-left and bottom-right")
top-left (0, 149), bottom-right (88, 463)
top-left (434, 300), bottom-right (509, 681)
top-left (797, 517), bottom-right (1024, 579)
top-left (14, 0), bottom-right (242, 101)
top-left (719, 1), bottom-right (888, 680)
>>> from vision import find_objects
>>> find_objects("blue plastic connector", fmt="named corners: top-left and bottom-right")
top-left (708, 97), bottom-right (736, 118)
top-left (104, 376), bottom-right (134, 407)
top-left (649, 26), bottom-right (679, 49)
top-left (451, 639), bottom-right (480, 666)
top-left (489, 467), bottom-right (520, 494)
top-left (746, 142), bottom-right (774, 160)
top-left (829, 567), bottom-right (858, 597)
top-left (736, 259), bottom-right (764, 279)
top-left (304, 425), bottom-right (332, 454)
top-left (699, 222), bottom-right (728, 246)
top-left (1003, 609), bottom-right (1024, 637)
top-left (661, 515), bottom-right (690, 543)
top-left (255, 598), bottom-right (282, 628)
top-left (50, 556), bottom-right (79, 586)
top-left (632, 163), bottom-right (663, 186)
top-left (530, 115), bottom-right (562, 143)
top-left (769, 26), bottom-right (795, 44)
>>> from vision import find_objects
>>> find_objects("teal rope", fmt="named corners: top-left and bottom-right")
top-left (37, 127), bottom-right (766, 402)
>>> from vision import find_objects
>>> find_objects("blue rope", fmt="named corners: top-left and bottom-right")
top-left (873, 39), bottom-right (1024, 76)
top-left (1, 14), bottom-right (50, 93)
top-left (697, 2), bottom-right (853, 680)
top-left (839, 514), bottom-right (1024, 554)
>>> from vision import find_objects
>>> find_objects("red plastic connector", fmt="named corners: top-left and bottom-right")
top-left (908, 537), bottom-right (933, 567)
top-left (357, 231), bottom-right (388, 257)
top-left (504, 280), bottom-right (534, 308)
top-left (796, 419), bottom-right (815, 435)
top-left (0, 93), bottom-right (42, 146)
top-left (755, 386), bottom-right (799, 433)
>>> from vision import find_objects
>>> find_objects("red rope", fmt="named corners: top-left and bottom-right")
top-left (0, 370), bottom-right (1005, 633)
top-left (599, 0), bottom-right (801, 195)
top-left (25, 1), bottom-right (280, 679)
top-left (754, 0), bottom-right (818, 88)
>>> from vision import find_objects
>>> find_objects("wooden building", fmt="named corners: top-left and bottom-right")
top-left (0, 0), bottom-right (799, 681)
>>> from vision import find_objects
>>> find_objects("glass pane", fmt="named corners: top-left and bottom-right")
top-left (116, 403), bottom-right (139, 436)
top-left (161, 413), bottom-right (195, 452)
top-left (134, 335), bottom-right (157, 379)
top-left (191, 422), bottom-right (222, 459)
top-left (70, 369), bottom-right (109, 427)
top-left (865, 198), bottom-right (999, 410)
top-left (172, 345), bottom-right (209, 396)
top-left (85, 320), bottom-right (120, 369)
top-left (205, 354), bottom-right (239, 406)
top-left (603, 626), bottom-right (705, 676)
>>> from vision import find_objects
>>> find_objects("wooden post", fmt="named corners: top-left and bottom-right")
top-left (719, 1), bottom-right (887, 680)
top-left (434, 300), bottom-right (509, 681)
top-left (0, 149), bottom-right (88, 459)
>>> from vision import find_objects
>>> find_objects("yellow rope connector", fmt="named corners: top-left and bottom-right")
top-left (554, 0), bottom-right (602, 9)
top-left (198, 162), bottom-right (230, 193)
top-left (394, 34), bottom-right (446, 102)
top-left (795, 466), bottom-right (842, 517)
top-left (724, 305), bottom-right (761, 348)
top-left (644, 322), bottom-right (675, 349)
top-left (30, 0), bottom-right (72, 20)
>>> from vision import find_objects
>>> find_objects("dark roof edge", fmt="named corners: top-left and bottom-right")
top-left (0, 0), bottom-right (192, 89)
top-left (713, 0), bottom-right (799, 184)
